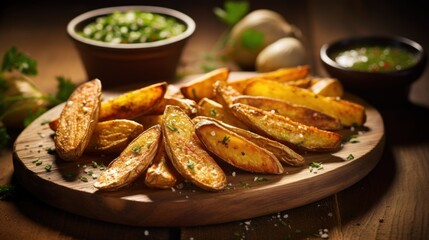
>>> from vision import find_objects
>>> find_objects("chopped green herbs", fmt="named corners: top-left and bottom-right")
top-left (79, 10), bottom-right (186, 44)
top-left (166, 123), bottom-right (178, 131)
top-left (132, 145), bottom-right (142, 154)
top-left (79, 176), bottom-right (88, 182)
top-left (309, 161), bottom-right (324, 173)
top-left (347, 154), bottom-right (355, 160)
top-left (1, 47), bottom-right (37, 75)
top-left (342, 135), bottom-right (359, 144)
top-left (33, 158), bottom-right (42, 166)
top-left (44, 164), bottom-right (52, 172)
top-left (210, 108), bottom-right (217, 117)
top-left (254, 176), bottom-right (268, 182)
top-left (221, 135), bottom-right (230, 145)
top-left (186, 160), bottom-right (196, 172)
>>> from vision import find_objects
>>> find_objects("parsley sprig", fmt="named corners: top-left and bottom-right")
top-left (0, 47), bottom-right (76, 150)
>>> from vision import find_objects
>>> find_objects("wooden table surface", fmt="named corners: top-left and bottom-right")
top-left (1, 0), bottom-right (428, 239)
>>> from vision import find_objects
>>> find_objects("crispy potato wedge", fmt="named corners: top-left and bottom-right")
top-left (243, 79), bottom-right (366, 127)
top-left (162, 105), bottom-right (227, 191)
top-left (180, 67), bottom-right (230, 102)
top-left (54, 79), bottom-right (102, 161)
top-left (227, 65), bottom-right (310, 93)
top-left (310, 78), bottom-right (344, 98)
top-left (193, 116), bottom-right (305, 167)
top-left (94, 125), bottom-right (162, 191)
top-left (284, 78), bottom-right (312, 88)
top-left (148, 96), bottom-right (198, 117)
top-left (230, 103), bottom-right (342, 152)
top-left (85, 119), bottom-right (144, 154)
top-left (233, 95), bottom-right (342, 131)
top-left (197, 98), bottom-right (248, 129)
top-left (145, 140), bottom-right (181, 189)
top-left (195, 119), bottom-right (284, 174)
top-left (99, 82), bottom-right (167, 121)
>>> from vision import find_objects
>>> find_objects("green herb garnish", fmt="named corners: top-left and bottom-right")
top-left (309, 161), bottom-right (324, 173)
top-left (210, 108), bottom-right (218, 117)
top-left (33, 158), bottom-right (42, 166)
top-left (132, 145), bottom-right (142, 154)
top-left (221, 135), bottom-right (230, 145)
top-left (166, 124), bottom-right (178, 131)
top-left (44, 164), bottom-right (52, 172)
top-left (347, 154), bottom-right (355, 160)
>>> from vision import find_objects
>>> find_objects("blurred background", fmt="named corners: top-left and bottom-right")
top-left (1, 0), bottom-right (428, 106)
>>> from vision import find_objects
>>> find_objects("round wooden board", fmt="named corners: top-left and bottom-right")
top-left (12, 72), bottom-right (385, 227)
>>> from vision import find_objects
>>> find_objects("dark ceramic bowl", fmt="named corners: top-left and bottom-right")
top-left (320, 35), bottom-right (426, 106)
top-left (67, 6), bottom-right (196, 88)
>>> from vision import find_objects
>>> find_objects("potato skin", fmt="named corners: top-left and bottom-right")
top-left (99, 82), bottom-right (167, 121)
top-left (54, 79), bottom-right (102, 161)
top-left (195, 119), bottom-right (284, 174)
top-left (180, 67), bottom-right (229, 102)
top-left (193, 116), bottom-right (305, 167)
top-left (230, 103), bottom-right (342, 152)
top-left (145, 141), bottom-right (181, 189)
top-left (85, 119), bottom-right (144, 154)
top-left (243, 79), bottom-right (366, 127)
top-left (162, 105), bottom-right (227, 191)
top-left (94, 125), bottom-right (162, 191)
top-left (233, 95), bottom-right (342, 131)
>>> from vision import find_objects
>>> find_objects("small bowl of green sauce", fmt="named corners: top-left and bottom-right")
top-left (320, 35), bottom-right (426, 106)
top-left (67, 6), bottom-right (196, 88)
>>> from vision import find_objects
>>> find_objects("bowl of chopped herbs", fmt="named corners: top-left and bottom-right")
top-left (67, 6), bottom-right (196, 88)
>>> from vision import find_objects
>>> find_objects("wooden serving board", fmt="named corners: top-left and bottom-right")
top-left (12, 73), bottom-right (385, 227)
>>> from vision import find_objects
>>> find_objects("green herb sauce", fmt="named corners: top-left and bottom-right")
top-left (79, 10), bottom-right (186, 44)
top-left (332, 46), bottom-right (417, 72)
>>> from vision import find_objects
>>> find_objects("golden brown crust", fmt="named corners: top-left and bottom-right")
top-left (193, 116), bottom-right (305, 167)
top-left (94, 125), bottom-right (162, 191)
top-left (162, 105), bottom-right (227, 191)
top-left (195, 119), bottom-right (284, 174)
top-left (230, 103), bottom-right (343, 152)
top-left (99, 82), bottom-right (167, 121)
top-left (54, 79), bottom-right (102, 161)
top-left (85, 119), bottom-right (144, 154)
top-left (233, 95), bottom-right (342, 131)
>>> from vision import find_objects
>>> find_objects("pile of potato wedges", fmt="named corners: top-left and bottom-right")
top-left (50, 65), bottom-right (366, 191)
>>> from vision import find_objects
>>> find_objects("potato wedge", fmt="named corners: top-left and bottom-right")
top-left (310, 77), bottom-right (344, 98)
top-left (230, 103), bottom-right (342, 152)
top-left (233, 95), bottom-right (342, 131)
top-left (145, 140), bottom-right (181, 189)
top-left (197, 98), bottom-right (249, 129)
top-left (195, 119), bottom-right (284, 174)
top-left (243, 79), bottom-right (366, 127)
top-left (99, 82), bottom-right (167, 121)
top-left (85, 119), bottom-right (144, 154)
top-left (94, 125), bottom-right (162, 191)
top-left (227, 65), bottom-right (310, 93)
top-left (162, 105), bottom-right (227, 191)
top-left (148, 96), bottom-right (198, 117)
top-left (54, 79), bottom-right (102, 161)
top-left (193, 116), bottom-right (305, 167)
top-left (180, 67), bottom-right (230, 102)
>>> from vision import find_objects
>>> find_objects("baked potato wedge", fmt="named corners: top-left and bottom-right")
top-left (227, 65), bottom-right (310, 93)
top-left (197, 98), bottom-right (248, 130)
top-left (162, 105), bottom-right (227, 191)
top-left (54, 79), bottom-right (102, 161)
top-left (193, 116), bottom-right (305, 167)
top-left (195, 119), bottom-right (284, 174)
top-left (233, 95), bottom-right (342, 131)
top-left (230, 103), bottom-right (342, 152)
top-left (180, 67), bottom-right (230, 102)
top-left (94, 125), bottom-right (162, 191)
top-left (145, 140), bottom-right (181, 189)
top-left (99, 82), bottom-right (167, 121)
top-left (85, 119), bottom-right (144, 154)
top-left (243, 79), bottom-right (366, 127)
top-left (148, 96), bottom-right (198, 117)
top-left (309, 78), bottom-right (344, 98)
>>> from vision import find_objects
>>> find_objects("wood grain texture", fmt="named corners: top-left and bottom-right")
top-left (12, 73), bottom-right (385, 227)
